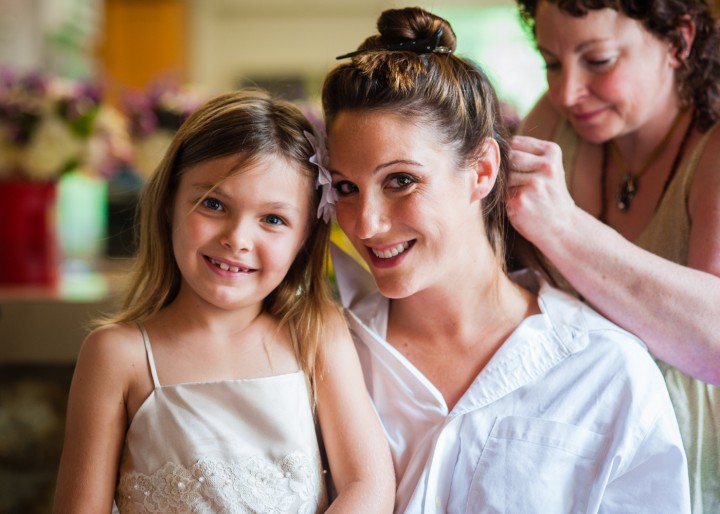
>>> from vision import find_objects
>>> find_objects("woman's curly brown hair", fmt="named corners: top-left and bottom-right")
top-left (516, 0), bottom-right (720, 131)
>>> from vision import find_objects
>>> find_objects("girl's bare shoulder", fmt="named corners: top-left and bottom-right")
top-left (76, 322), bottom-right (147, 383)
top-left (81, 322), bottom-right (142, 355)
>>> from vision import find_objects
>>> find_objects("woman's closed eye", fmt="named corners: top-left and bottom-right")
top-left (544, 60), bottom-right (561, 73)
top-left (543, 55), bottom-right (615, 74)
top-left (584, 56), bottom-right (615, 69)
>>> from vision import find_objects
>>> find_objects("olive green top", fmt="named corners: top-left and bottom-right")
top-left (553, 119), bottom-right (719, 514)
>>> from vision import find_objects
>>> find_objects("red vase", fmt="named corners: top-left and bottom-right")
top-left (0, 180), bottom-right (59, 285)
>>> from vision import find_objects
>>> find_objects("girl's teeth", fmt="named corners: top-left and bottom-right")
top-left (372, 242), bottom-right (410, 259)
top-left (212, 259), bottom-right (241, 272)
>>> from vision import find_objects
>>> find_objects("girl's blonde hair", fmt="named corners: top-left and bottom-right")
top-left (107, 89), bottom-right (335, 388)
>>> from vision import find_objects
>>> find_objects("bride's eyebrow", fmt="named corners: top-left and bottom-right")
top-left (374, 159), bottom-right (423, 174)
top-left (329, 159), bottom-right (424, 179)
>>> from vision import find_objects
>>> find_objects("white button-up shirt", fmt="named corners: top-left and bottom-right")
top-left (332, 245), bottom-right (690, 514)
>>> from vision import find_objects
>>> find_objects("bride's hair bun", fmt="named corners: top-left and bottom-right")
top-left (357, 7), bottom-right (456, 54)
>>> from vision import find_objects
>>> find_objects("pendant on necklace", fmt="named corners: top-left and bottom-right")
top-left (617, 173), bottom-right (637, 211)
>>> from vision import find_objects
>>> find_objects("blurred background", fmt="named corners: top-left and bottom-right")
top-left (0, 0), bottom-right (548, 512)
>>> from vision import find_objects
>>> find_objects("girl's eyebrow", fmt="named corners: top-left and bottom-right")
top-left (190, 183), bottom-right (302, 214)
top-left (264, 201), bottom-right (303, 214)
top-left (191, 182), bottom-right (222, 194)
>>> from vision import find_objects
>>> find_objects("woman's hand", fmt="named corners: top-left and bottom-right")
top-left (507, 135), bottom-right (578, 249)
top-left (507, 133), bottom-right (720, 383)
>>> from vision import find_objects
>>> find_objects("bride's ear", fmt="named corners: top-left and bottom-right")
top-left (469, 138), bottom-right (500, 202)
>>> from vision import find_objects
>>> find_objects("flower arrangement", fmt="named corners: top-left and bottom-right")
top-left (0, 68), bottom-right (131, 182)
top-left (122, 78), bottom-right (207, 179)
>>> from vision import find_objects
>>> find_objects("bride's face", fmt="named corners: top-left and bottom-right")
top-left (328, 109), bottom-right (495, 299)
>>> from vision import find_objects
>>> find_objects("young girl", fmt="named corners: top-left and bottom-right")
top-left (52, 89), bottom-right (394, 513)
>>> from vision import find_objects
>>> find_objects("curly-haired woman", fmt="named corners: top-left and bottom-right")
top-left (509, 2), bottom-right (720, 511)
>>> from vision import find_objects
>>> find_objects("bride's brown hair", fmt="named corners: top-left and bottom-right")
top-left (323, 6), bottom-right (513, 263)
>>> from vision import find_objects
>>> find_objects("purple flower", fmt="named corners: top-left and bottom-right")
top-left (304, 129), bottom-right (336, 223)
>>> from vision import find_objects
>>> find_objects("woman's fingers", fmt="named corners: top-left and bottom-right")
top-left (509, 135), bottom-right (563, 176)
top-left (505, 134), bottom-right (577, 244)
top-left (510, 134), bottom-right (551, 154)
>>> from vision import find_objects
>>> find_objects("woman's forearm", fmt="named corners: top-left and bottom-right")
top-left (542, 206), bottom-right (720, 384)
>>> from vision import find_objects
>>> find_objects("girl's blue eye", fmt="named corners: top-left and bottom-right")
top-left (203, 197), bottom-right (223, 211)
top-left (264, 214), bottom-right (286, 226)
top-left (334, 181), bottom-right (358, 195)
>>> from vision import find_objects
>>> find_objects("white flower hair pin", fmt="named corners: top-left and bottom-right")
top-left (304, 129), bottom-right (337, 223)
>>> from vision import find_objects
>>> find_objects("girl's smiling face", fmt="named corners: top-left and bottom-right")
top-left (535, 2), bottom-right (682, 143)
top-left (328, 109), bottom-right (494, 299)
top-left (171, 153), bottom-right (312, 311)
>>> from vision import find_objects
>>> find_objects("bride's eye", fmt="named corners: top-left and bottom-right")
top-left (333, 181), bottom-right (358, 196)
top-left (387, 174), bottom-right (415, 190)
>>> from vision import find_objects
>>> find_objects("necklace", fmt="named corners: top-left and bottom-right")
top-left (608, 110), bottom-right (686, 212)
top-left (600, 112), bottom-right (695, 222)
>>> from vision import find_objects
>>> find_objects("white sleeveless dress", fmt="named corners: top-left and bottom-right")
top-left (114, 324), bottom-right (328, 513)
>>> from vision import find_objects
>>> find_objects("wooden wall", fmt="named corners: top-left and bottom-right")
top-left (97, 0), bottom-right (187, 93)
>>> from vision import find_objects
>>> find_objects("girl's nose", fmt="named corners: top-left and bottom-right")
top-left (222, 218), bottom-right (253, 253)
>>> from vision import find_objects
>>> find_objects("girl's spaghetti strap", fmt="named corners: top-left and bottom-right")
top-left (136, 322), bottom-right (160, 389)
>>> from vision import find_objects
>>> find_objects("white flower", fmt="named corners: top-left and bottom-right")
top-left (20, 114), bottom-right (84, 179)
top-left (84, 105), bottom-right (133, 177)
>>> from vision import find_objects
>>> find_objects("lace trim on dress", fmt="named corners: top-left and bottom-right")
top-left (116, 451), bottom-right (325, 514)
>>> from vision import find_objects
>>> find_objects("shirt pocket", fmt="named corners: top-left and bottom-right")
top-left (466, 415), bottom-right (607, 514)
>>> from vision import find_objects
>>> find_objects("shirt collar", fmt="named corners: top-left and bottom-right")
top-left (331, 243), bottom-right (593, 412)
top-left (332, 243), bottom-right (589, 342)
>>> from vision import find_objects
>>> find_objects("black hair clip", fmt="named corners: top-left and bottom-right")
top-left (335, 28), bottom-right (451, 60)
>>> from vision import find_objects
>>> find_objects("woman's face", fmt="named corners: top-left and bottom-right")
top-left (535, 2), bottom-right (681, 143)
top-left (328, 109), bottom-right (492, 299)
